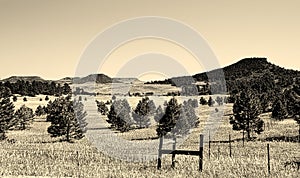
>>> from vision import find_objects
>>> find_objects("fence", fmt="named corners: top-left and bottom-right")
top-left (156, 132), bottom-right (299, 175)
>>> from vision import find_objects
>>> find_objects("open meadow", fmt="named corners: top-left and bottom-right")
top-left (0, 93), bottom-right (299, 177)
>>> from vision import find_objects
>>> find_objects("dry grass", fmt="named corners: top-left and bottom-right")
top-left (0, 96), bottom-right (299, 177)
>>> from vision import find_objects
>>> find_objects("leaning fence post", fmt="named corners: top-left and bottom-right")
top-left (199, 134), bottom-right (204, 172)
top-left (157, 136), bottom-right (163, 170)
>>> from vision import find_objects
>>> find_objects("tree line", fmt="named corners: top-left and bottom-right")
top-left (0, 80), bottom-right (71, 97)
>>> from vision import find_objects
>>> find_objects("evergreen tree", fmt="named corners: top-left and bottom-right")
top-left (107, 99), bottom-right (133, 132)
top-left (230, 91), bottom-right (264, 140)
top-left (208, 96), bottom-right (215, 107)
top-left (0, 86), bottom-right (15, 140)
top-left (35, 105), bottom-right (46, 116)
top-left (47, 96), bottom-right (87, 142)
top-left (107, 105), bottom-right (118, 128)
top-left (96, 100), bottom-right (108, 115)
top-left (15, 105), bottom-right (34, 130)
top-left (154, 105), bottom-right (164, 123)
top-left (45, 95), bottom-right (49, 101)
top-left (12, 95), bottom-right (17, 102)
top-left (215, 96), bottom-right (223, 106)
top-left (133, 97), bottom-right (156, 128)
top-left (171, 101), bottom-right (199, 136)
top-left (156, 98), bottom-right (181, 137)
top-left (62, 83), bottom-right (71, 95)
top-left (271, 98), bottom-right (287, 120)
top-left (23, 97), bottom-right (27, 102)
top-left (187, 99), bottom-right (198, 108)
top-left (199, 97), bottom-right (207, 105)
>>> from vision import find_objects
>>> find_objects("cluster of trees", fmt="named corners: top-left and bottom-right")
top-left (0, 86), bottom-right (35, 140)
top-left (156, 98), bottom-right (199, 137)
top-left (0, 80), bottom-right (71, 97)
top-left (107, 99), bottom-right (133, 132)
top-left (98, 96), bottom-right (200, 137)
top-left (199, 96), bottom-right (228, 107)
top-left (229, 79), bottom-right (300, 140)
top-left (271, 83), bottom-right (300, 124)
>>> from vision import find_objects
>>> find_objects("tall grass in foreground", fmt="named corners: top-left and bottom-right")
top-left (0, 103), bottom-right (299, 177)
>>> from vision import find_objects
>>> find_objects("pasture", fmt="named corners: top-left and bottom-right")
top-left (0, 93), bottom-right (299, 177)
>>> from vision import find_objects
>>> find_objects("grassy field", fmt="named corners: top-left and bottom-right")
top-left (0, 95), bottom-right (299, 177)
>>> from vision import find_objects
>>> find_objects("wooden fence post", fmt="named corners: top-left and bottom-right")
top-left (298, 124), bottom-right (300, 143)
top-left (242, 130), bottom-right (245, 147)
top-left (171, 136), bottom-right (176, 168)
top-left (208, 131), bottom-right (211, 160)
top-left (229, 134), bottom-right (232, 157)
top-left (157, 136), bottom-right (163, 170)
top-left (76, 151), bottom-right (80, 167)
top-left (199, 134), bottom-right (204, 172)
top-left (267, 144), bottom-right (270, 175)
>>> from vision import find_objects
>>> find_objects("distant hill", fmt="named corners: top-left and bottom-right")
top-left (112, 78), bottom-right (142, 84)
top-left (72, 74), bottom-right (112, 84)
top-left (146, 57), bottom-right (300, 85)
top-left (57, 77), bottom-right (75, 84)
top-left (1, 76), bottom-right (47, 83)
top-left (193, 57), bottom-right (300, 82)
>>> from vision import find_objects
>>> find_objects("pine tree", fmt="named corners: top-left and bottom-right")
top-left (35, 105), bottom-right (46, 116)
top-left (154, 105), bottom-right (164, 123)
top-left (133, 97), bottom-right (156, 128)
top-left (199, 97), bottom-right (207, 105)
top-left (215, 96), bottom-right (223, 106)
top-left (271, 98), bottom-right (287, 120)
top-left (96, 100), bottom-right (108, 115)
top-left (171, 101), bottom-right (199, 136)
top-left (187, 99), bottom-right (198, 108)
top-left (107, 105), bottom-right (118, 128)
top-left (230, 91), bottom-right (264, 140)
top-left (0, 86), bottom-right (15, 140)
top-left (156, 98), bottom-right (181, 137)
top-left (208, 96), bottom-right (215, 107)
top-left (47, 96), bottom-right (87, 142)
top-left (12, 95), bottom-right (17, 102)
top-left (45, 95), bottom-right (49, 101)
top-left (107, 99), bottom-right (133, 132)
top-left (15, 105), bottom-right (34, 130)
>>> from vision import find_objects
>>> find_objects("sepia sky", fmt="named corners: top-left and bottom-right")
top-left (0, 0), bottom-right (299, 81)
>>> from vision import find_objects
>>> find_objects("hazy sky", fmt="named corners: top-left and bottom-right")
top-left (0, 0), bottom-right (299, 81)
